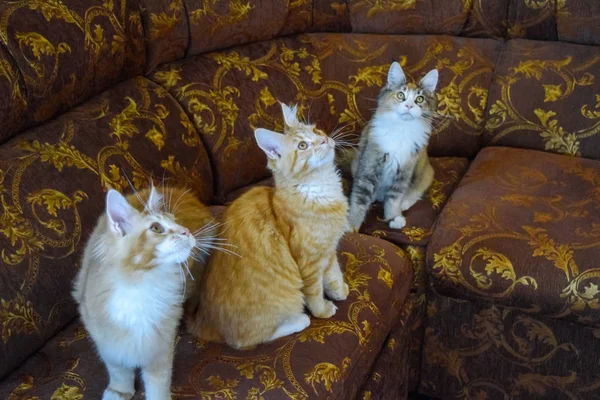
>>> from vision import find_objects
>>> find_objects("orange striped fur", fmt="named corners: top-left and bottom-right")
top-left (187, 103), bottom-right (349, 349)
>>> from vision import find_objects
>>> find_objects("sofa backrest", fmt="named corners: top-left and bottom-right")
top-left (0, 0), bottom-right (146, 145)
top-left (0, 76), bottom-right (213, 380)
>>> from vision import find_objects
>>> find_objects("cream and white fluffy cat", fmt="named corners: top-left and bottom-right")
top-left (73, 186), bottom-right (212, 400)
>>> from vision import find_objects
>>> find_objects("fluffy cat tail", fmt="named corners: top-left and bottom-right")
top-left (335, 147), bottom-right (357, 179)
top-left (184, 296), bottom-right (223, 343)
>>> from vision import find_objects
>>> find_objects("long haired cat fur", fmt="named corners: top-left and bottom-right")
top-left (73, 186), bottom-right (213, 400)
top-left (187, 102), bottom-right (350, 350)
top-left (345, 61), bottom-right (439, 231)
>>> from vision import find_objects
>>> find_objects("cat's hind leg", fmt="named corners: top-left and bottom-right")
top-left (324, 255), bottom-right (349, 301)
top-left (384, 196), bottom-right (406, 229)
top-left (270, 314), bottom-right (311, 341)
top-left (102, 363), bottom-right (135, 400)
top-left (401, 161), bottom-right (434, 211)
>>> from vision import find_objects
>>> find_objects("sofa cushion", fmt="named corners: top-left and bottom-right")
top-left (0, 0), bottom-right (145, 143)
top-left (347, 0), bottom-right (508, 38)
top-left (0, 77), bottom-right (212, 380)
top-left (484, 39), bottom-right (600, 160)
top-left (151, 33), bottom-right (501, 200)
top-left (360, 157), bottom-right (469, 247)
top-left (558, 0), bottom-right (600, 46)
top-left (139, 0), bottom-right (191, 72)
top-left (421, 289), bottom-right (600, 400)
top-left (427, 147), bottom-right (600, 327)
top-left (0, 233), bottom-right (412, 400)
top-left (505, 0), bottom-right (600, 45)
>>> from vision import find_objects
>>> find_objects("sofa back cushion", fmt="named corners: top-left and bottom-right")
top-left (347, 0), bottom-right (508, 38)
top-left (151, 33), bottom-right (501, 200)
top-left (483, 39), bottom-right (600, 160)
top-left (0, 77), bottom-right (212, 380)
top-left (182, 0), bottom-right (291, 57)
top-left (0, 0), bottom-right (145, 145)
top-left (507, 0), bottom-right (600, 45)
top-left (139, 0), bottom-right (191, 72)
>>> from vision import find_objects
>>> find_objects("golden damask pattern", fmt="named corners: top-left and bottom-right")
top-left (485, 40), bottom-right (600, 159)
top-left (428, 147), bottom-right (600, 327)
top-left (184, 0), bottom-right (287, 56)
top-left (0, 77), bottom-right (211, 380)
top-left (507, 0), bottom-right (562, 39)
top-left (421, 291), bottom-right (600, 399)
top-left (348, 0), bottom-right (506, 38)
top-left (0, 234), bottom-right (413, 399)
top-left (0, 0), bottom-right (145, 142)
top-left (140, 0), bottom-right (189, 71)
top-left (152, 33), bottom-right (499, 198)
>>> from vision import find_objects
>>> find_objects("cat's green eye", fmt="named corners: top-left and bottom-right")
top-left (397, 92), bottom-right (406, 101)
top-left (415, 95), bottom-right (425, 104)
top-left (150, 222), bottom-right (164, 234)
top-left (298, 141), bottom-right (308, 150)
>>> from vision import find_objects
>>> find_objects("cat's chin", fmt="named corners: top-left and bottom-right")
top-left (399, 113), bottom-right (417, 121)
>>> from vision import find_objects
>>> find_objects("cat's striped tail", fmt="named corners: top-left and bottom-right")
top-left (335, 147), bottom-right (358, 179)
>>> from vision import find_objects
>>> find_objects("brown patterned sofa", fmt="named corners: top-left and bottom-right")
top-left (0, 0), bottom-right (599, 399)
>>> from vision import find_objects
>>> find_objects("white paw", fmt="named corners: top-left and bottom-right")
top-left (388, 216), bottom-right (406, 229)
top-left (313, 300), bottom-right (337, 319)
top-left (298, 314), bottom-right (311, 330)
top-left (102, 389), bottom-right (134, 400)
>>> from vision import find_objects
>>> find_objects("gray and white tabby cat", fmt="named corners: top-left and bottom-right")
top-left (347, 61), bottom-right (438, 231)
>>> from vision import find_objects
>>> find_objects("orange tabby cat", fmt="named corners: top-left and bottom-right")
top-left (187, 102), bottom-right (350, 349)
top-left (73, 185), bottom-right (213, 400)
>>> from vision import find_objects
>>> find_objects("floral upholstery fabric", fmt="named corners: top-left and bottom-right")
top-left (151, 33), bottom-right (500, 199)
top-left (347, 0), bottom-right (508, 38)
top-left (428, 147), bottom-right (600, 327)
top-left (361, 157), bottom-right (469, 247)
top-left (0, 77), bottom-right (212, 380)
top-left (507, 0), bottom-right (600, 45)
top-left (0, 234), bottom-right (413, 400)
top-left (0, 0), bottom-right (145, 143)
top-left (484, 39), bottom-right (600, 159)
top-left (357, 290), bottom-right (415, 400)
top-left (140, 0), bottom-right (190, 72)
top-left (421, 290), bottom-right (600, 400)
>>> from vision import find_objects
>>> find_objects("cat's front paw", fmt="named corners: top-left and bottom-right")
top-left (326, 281), bottom-right (349, 301)
top-left (347, 212), bottom-right (363, 233)
top-left (102, 388), bottom-right (134, 400)
top-left (388, 216), bottom-right (406, 229)
top-left (312, 300), bottom-right (337, 319)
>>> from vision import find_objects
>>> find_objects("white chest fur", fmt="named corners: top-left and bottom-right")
top-left (107, 265), bottom-right (182, 334)
top-left (370, 113), bottom-right (429, 198)
top-left (371, 113), bottom-right (429, 166)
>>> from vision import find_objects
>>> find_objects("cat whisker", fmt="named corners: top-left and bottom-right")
top-left (178, 262), bottom-right (186, 302)
top-left (171, 188), bottom-right (192, 215)
top-left (193, 219), bottom-right (220, 234)
top-left (183, 259), bottom-right (194, 280)
top-left (197, 244), bottom-right (241, 258)
top-left (123, 172), bottom-right (148, 211)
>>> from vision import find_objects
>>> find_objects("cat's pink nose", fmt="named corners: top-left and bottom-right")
top-left (181, 229), bottom-right (190, 236)
top-left (406, 104), bottom-right (413, 109)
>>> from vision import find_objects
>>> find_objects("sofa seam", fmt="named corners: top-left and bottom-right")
top-left (479, 39), bottom-right (507, 151)
top-left (0, 41), bottom-right (29, 144)
top-left (143, 73), bottom-right (219, 201)
top-left (180, 0), bottom-right (193, 58)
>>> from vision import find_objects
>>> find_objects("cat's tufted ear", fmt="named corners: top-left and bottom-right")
top-left (280, 102), bottom-right (299, 127)
top-left (419, 69), bottom-right (439, 93)
top-left (387, 62), bottom-right (406, 88)
top-left (146, 185), bottom-right (163, 214)
top-left (255, 128), bottom-right (285, 159)
top-left (106, 189), bottom-right (137, 236)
